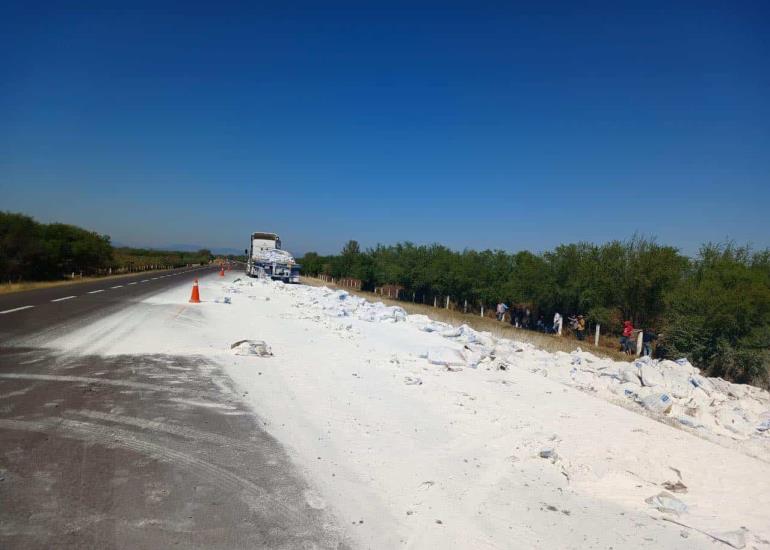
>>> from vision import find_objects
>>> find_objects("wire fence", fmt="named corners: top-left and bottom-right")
top-left (313, 275), bottom-right (649, 356)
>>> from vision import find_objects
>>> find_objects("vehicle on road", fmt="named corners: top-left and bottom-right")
top-left (246, 232), bottom-right (300, 283)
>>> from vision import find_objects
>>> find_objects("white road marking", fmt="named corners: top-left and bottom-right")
top-left (140, 279), bottom-right (149, 283)
top-left (88, 289), bottom-right (104, 294)
top-left (110, 285), bottom-right (124, 289)
top-left (51, 296), bottom-right (76, 302)
top-left (128, 282), bottom-right (137, 285)
top-left (151, 277), bottom-right (158, 280)
top-left (0, 305), bottom-right (34, 315)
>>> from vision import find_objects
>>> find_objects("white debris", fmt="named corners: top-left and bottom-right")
top-left (358, 304), bottom-right (407, 323)
top-left (51, 274), bottom-right (770, 548)
top-left (253, 248), bottom-right (295, 264)
top-left (641, 393), bottom-right (674, 414)
top-left (275, 278), bottom-right (770, 455)
top-left (640, 363), bottom-right (665, 387)
top-left (619, 364), bottom-right (642, 384)
top-left (646, 491), bottom-right (688, 515)
top-left (230, 339), bottom-right (273, 357)
top-left (426, 347), bottom-right (466, 367)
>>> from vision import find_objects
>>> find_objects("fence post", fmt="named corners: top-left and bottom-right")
top-left (480, 305), bottom-right (484, 318)
top-left (464, 299), bottom-right (467, 313)
top-left (594, 324), bottom-right (600, 347)
top-left (445, 296), bottom-right (449, 309)
top-left (636, 331), bottom-right (644, 357)
top-left (412, 292), bottom-right (415, 302)
top-left (433, 296), bottom-right (437, 308)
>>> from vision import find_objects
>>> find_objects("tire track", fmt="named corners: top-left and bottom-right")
top-left (0, 373), bottom-right (174, 392)
top-left (0, 418), bottom-right (301, 523)
top-left (70, 409), bottom-right (278, 458)
top-left (0, 373), bottom-right (238, 406)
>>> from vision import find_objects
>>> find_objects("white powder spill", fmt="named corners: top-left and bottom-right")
top-left (47, 272), bottom-right (770, 549)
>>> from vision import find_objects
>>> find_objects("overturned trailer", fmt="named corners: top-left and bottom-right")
top-left (247, 232), bottom-right (301, 283)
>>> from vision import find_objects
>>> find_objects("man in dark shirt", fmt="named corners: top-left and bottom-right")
top-left (642, 330), bottom-right (658, 357)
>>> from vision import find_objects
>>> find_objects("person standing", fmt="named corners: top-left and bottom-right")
top-left (553, 312), bottom-right (563, 335)
top-left (568, 314), bottom-right (578, 332)
top-left (642, 330), bottom-right (657, 357)
top-left (576, 315), bottom-right (586, 341)
top-left (496, 302), bottom-right (509, 322)
top-left (620, 320), bottom-right (634, 354)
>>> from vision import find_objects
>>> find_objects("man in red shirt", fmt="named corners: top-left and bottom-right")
top-left (620, 320), bottom-right (634, 354)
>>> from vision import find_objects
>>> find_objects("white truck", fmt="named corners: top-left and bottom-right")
top-left (246, 232), bottom-right (301, 283)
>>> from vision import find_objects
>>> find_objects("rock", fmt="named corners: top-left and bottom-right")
top-left (611, 381), bottom-right (642, 399)
top-left (660, 367), bottom-right (693, 399)
top-left (619, 365), bottom-right (641, 384)
top-left (641, 393), bottom-right (674, 414)
top-left (569, 368), bottom-right (598, 390)
top-left (662, 480), bottom-right (688, 493)
top-left (539, 448), bottom-right (558, 460)
top-left (640, 364), bottom-right (664, 387)
top-left (687, 387), bottom-right (711, 407)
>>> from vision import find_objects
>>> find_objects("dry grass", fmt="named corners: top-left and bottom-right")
top-left (0, 268), bottom-right (177, 295)
top-left (301, 277), bottom-right (632, 362)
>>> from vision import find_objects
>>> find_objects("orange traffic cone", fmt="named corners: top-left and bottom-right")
top-left (219, 266), bottom-right (225, 277)
top-left (189, 278), bottom-right (201, 303)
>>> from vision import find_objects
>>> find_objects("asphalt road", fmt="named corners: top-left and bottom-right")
top-left (0, 266), bottom-right (217, 343)
top-left (0, 266), bottom-right (347, 549)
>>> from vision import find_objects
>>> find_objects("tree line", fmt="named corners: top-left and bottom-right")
top-left (298, 237), bottom-right (770, 386)
top-left (0, 212), bottom-right (212, 280)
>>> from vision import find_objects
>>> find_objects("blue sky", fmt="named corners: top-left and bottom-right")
top-left (1, 1), bottom-right (768, 256)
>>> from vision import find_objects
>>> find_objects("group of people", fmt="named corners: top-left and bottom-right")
top-left (619, 320), bottom-right (658, 356)
top-left (495, 303), bottom-right (534, 329)
top-left (551, 312), bottom-right (586, 340)
top-left (495, 303), bottom-right (657, 357)
top-left (567, 314), bottom-right (587, 340)
top-left (495, 305), bottom-right (585, 339)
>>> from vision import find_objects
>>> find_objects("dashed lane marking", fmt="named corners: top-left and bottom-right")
top-left (87, 289), bottom-right (105, 294)
top-left (128, 282), bottom-right (137, 285)
top-left (50, 296), bottom-right (76, 302)
top-left (110, 285), bottom-right (124, 289)
top-left (0, 305), bottom-right (34, 315)
top-left (140, 279), bottom-right (149, 283)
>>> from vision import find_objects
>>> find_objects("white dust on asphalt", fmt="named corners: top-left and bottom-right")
top-left (42, 273), bottom-right (770, 549)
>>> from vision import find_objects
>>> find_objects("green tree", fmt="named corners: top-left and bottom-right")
top-left (662, 244), bottom-right (770, 385)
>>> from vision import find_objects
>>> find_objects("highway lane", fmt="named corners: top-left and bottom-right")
top-left (0, 264), bottom-right (347, 549)
top-left (0, 265), bottom-right (217, 344)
